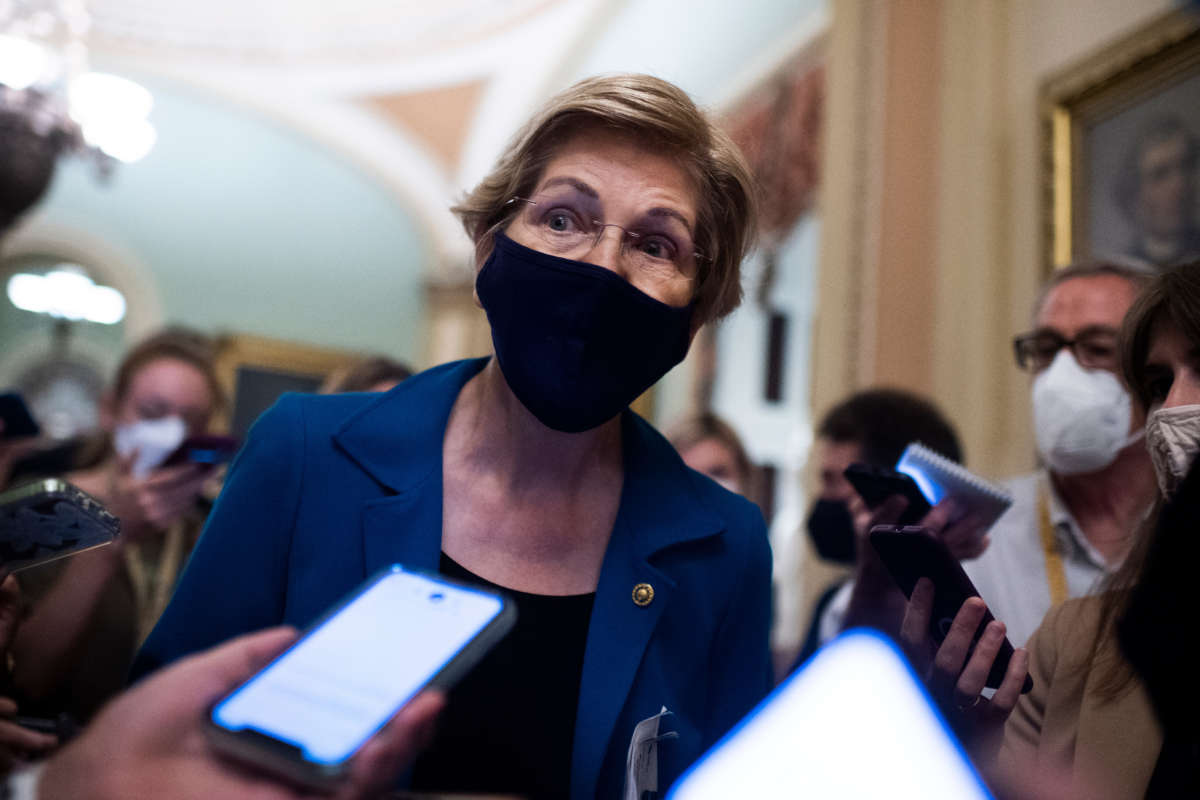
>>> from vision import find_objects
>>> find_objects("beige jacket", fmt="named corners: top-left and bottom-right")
top-left (999, 596), bottom-right (1162, 799)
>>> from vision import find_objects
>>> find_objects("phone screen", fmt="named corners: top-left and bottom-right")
top-left (211, 567), bottom-right (504, 766)
top-left (668, 631), bottom-right (992, 799)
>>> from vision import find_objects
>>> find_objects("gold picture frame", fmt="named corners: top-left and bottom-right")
top-left (211, 333), bottom-right (366, 436)
top-left (1042, 9), bottom-right (1200, 271)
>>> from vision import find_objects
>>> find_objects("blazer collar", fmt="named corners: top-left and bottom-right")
top-left (334, 355), bottom-right (727, 555)
top-left (333, 358), bottom-right (488, 494)
top-left (617, 412), bottom-right (727, 557)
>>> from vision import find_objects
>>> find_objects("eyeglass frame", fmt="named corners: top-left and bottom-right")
top-left (502, 196), bottom-right (711, 269)
top-left (1011, 325), bottom-right (1121, 372)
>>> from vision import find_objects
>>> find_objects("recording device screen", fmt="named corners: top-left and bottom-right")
top-left (667, 630), bottom-right (992, 800)
top-left (210, 567), bottom-right (506, 767)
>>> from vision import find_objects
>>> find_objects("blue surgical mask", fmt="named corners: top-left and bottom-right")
top-left (475, 232), bottom-right (694, 433)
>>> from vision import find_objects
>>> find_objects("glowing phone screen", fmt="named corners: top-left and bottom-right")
top-left (212, 567), bottom-right (503, 765)
top-left (668, 630), bottom-right (992, 799)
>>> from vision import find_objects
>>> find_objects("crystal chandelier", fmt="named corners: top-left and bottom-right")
top-left (0, 0), bottom-right (155, 231)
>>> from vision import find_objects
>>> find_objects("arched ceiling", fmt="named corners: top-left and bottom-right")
top-left (81, 0), bottom-right (828, 272)
top-left (87, 0), bottom-right (557, 65)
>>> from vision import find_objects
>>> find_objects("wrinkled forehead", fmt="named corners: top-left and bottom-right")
top-left (529, 125), bottom-right (702, 207)
top-left (1034, 274), bottom-right (1140, 332)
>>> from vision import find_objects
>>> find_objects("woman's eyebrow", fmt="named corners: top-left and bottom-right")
top-left (539, 176), bottom-right (598, 198)
top-left (538, 175), bottom-right (694, 233)
top-left (646, 207), bottom-right (694, 235)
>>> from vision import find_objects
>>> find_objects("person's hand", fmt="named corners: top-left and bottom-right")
top-left (37, 627), bottom-right (445, 800)
top-left (0, 575), bottom-right (20, 654)
top-left (1, 696), bottom-right (58, 775)
top-left (105, 452), bottom-right (211, 540)
top-left (2, 575), bottom-right (57, 775)
top-left (899, 578), bottom-right (1028, 759)
top-left (850, 494), bottom-right (990, 561)
top-left (918, 500), bottom-right (990, 560)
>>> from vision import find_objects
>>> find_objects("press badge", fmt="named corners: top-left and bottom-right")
top-left (623, 706), bottom-right (679, 800)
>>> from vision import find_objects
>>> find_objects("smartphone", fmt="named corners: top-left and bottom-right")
top-left (14, 713), bottom-right (81, 743)
top-left (0, 479), bottom-right (120, 572)
top-left (668, 630), bottom-right (993, 799)
top-left (162, 434), bottom-right (240, 468)
top-left (0, 392), bottom-right (39, 439)
top-left (844, 463), bottom-right (932, 524)
top-left (869, 525), bottom-right (1032, 694)
top-left (207, 565), bottom-right (517, 791)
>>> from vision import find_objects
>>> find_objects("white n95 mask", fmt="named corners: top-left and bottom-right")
top-left (1032, 350), bottom-right (1141, 475)
top-left (113, 415), bottom-right (187, 478)
top-left (1145, 404), bottom-right (1200, 498)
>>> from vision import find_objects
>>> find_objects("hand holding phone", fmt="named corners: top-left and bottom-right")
top-left (35, 627), bottom-right (444, 800)
top-left (869, 525), bottom-right (1031, 695)
top-left (207, 565), bottom-right (515, 791)
top-left (162, 435), bottom-right (240, 468)
top-left (844, 464), bottom-right (932, 525)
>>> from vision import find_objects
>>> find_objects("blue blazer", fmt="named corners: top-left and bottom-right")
top-left (134, 358), bottom-right (773, 799)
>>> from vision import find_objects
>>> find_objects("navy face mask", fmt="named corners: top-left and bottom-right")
top-left (805, 499), bottom-right (857, 565)
top-left (475, 232), bottom-right (694, 433)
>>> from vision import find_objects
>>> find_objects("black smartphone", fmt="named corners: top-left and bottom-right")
top-left (14, 713), bottom-right (81, 742)
top-left (869, 525), bottom-right (1033, 694)
top-left (0, 479), bottom-right (120, 572)
top-left (0, 393), bottom-right (39, 439)
top-left (206, 565), bottom-right (517, 791)
top-left (844, 463), bottom-right (932, 524)
top-left (162, 434), bottom-right (241, 468)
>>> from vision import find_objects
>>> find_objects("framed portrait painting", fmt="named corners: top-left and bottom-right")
top-left (1043, 10), bottom-right (1200, 271)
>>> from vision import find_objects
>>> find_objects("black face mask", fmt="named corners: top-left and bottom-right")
top-left (805, 499), bottom-right (857, 564)
top-left (476, 232), bottom-right (694, 433)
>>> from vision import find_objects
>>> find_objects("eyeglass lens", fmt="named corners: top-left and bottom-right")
top-left (1015, 329), bottom-right (1119, 371)
top-left (513, 190), bottom-right (699, 278)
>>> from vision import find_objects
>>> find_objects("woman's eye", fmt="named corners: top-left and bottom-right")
top-left (542, 209), bottom-right (581, 233)
top-left (1145, 370), bottom-right (1174, 403)
top-left (637, 236), bottom-right (676, 261)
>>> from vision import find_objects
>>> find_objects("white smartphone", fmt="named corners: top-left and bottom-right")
top-left (667, 629), bottom-right (993, 799)
top-left (206, 565), bottom-right (516, 791)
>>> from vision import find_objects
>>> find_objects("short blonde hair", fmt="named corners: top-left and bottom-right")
top-left (453, 74), bottom-right (758, 325)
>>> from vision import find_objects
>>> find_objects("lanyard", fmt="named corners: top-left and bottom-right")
top-left (1037, 484), bottom-right (1069, 607)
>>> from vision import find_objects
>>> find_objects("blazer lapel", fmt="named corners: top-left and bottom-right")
top-left (335, 359), bottom-right (488, 577)
top-left (361, 489), bottom-right (442, 574)
top-left (570, 414), bottom-right (725, 800)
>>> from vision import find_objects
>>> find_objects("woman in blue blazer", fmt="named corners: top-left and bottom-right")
top-left (135, 74), bottom-right (771, 800)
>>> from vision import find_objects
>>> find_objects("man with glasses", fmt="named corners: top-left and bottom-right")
top-left (962, 262), bottom-right (1157, 646)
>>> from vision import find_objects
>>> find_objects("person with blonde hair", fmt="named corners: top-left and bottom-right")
top-left (135, 74), bottom-right (768, 799)
top-left (666, 411), bottom-right (757, 502)
top-left (9, 329), bottom-right (223, 725)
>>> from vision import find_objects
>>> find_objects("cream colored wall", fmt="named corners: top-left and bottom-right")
top-left (788, 0), bottom-right (1175, 662)
top-left (817, 0), bottom-right (1174, 477)
top-left (935, 0), bottom-right (1175, 482)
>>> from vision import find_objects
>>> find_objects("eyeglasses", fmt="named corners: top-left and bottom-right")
top-left (1012, 327), bottom-right (1120, 372)
top-left (505, 195), bottom-right (708, 281)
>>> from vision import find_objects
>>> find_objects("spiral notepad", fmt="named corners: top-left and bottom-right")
top-left (895, 442), bottom-right (1013, 531)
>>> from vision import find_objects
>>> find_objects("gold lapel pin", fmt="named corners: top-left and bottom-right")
top-left (632, 582), bottom-right (654, 607)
